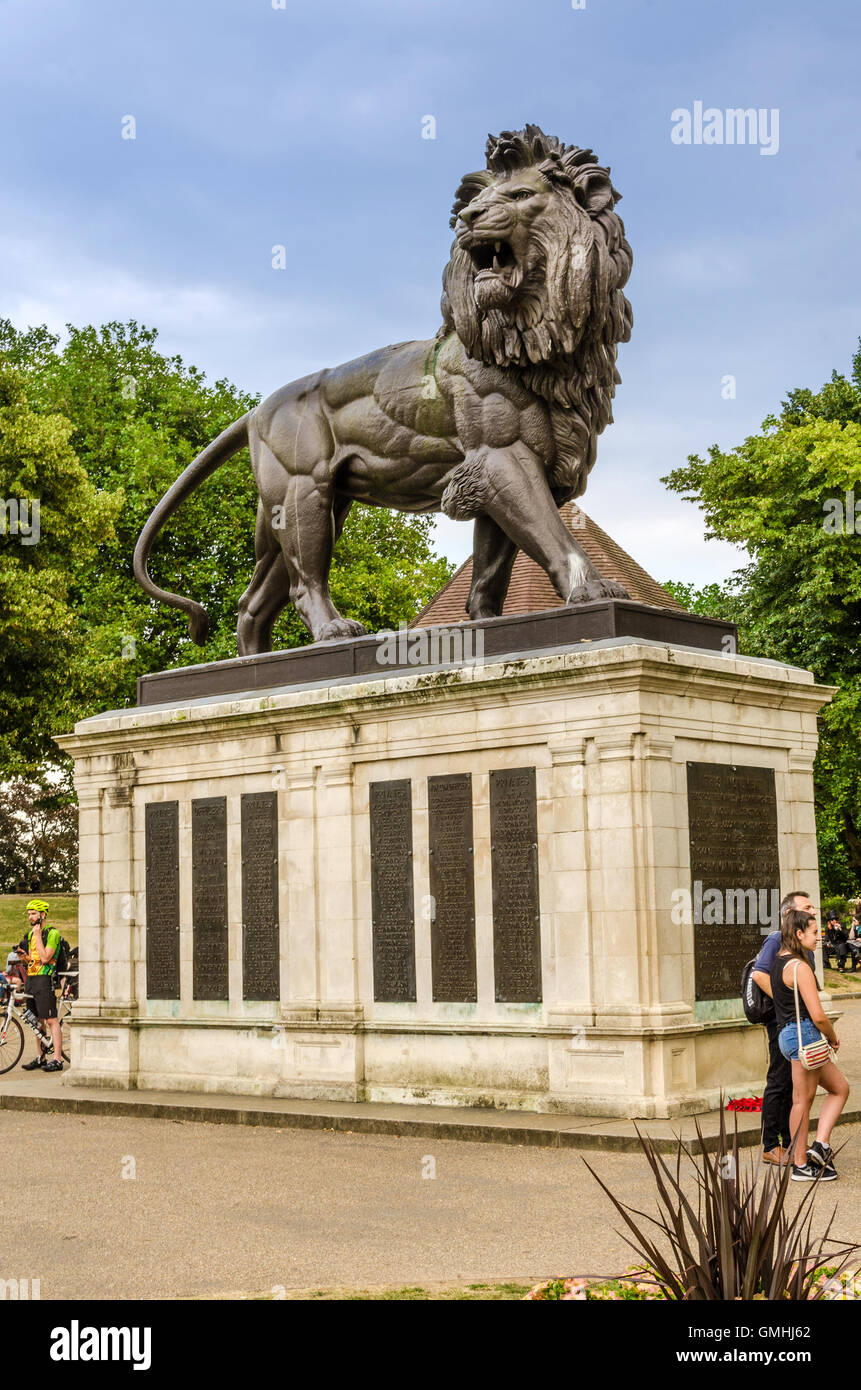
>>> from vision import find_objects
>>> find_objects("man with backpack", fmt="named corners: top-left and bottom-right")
top-left (18, 899), bottom-right (64, 1073)
top-left (749, 890), bottom-right (818, 1165)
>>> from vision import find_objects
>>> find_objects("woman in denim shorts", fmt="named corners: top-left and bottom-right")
top-left (770, 909), bottom-right (849, 1181)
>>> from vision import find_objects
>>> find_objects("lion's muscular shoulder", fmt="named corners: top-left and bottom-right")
top-left (310, 337), bottom-right (463, 445)
top-left (435, 334), bottom-right (554, 458)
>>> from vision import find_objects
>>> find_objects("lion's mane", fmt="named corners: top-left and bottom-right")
top-left (439, 124), bottom-right (632, 500)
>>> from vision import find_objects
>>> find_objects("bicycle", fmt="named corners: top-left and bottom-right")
top-left (0, 971), bottom-right (76, 1075)
top-left (57, 967), bottom-right (77, 1027)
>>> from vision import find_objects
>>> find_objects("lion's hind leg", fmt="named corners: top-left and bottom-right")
top-left (237, 502), bottom-right (292, 655)
top-left (273, 476), bottom-right (365, 643)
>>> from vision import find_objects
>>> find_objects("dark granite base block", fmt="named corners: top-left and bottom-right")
top-left (137, 601), bottom-right (736, 707)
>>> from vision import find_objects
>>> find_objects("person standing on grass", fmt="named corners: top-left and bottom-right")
top-left (751, 890), bottom-right (818, 1167)
top-left (18, 899), bottom-right (63, 1073)
top-left (771, 909), bottom-right (848, 1181)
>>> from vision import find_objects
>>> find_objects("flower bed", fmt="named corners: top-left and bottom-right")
top-left (524, 1271), bottom-right (663, 1300)
top-left (524, 1266), bottom-right (861, 1301)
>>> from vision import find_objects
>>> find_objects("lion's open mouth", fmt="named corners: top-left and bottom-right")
top-left (468, 238), bottom-right (518, 281)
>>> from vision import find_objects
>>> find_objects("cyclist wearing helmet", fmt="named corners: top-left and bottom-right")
top-left (19, 900), bottom-right (63, 1073)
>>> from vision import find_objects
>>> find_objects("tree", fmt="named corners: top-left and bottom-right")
top-left (0, 779), bottom-right (78, 892)
top-left (662, 343), bottom-right (861, 894)
top-left (0, 320), bottom-right (454, 779)
top-left (0, 360), bottom-right (121, 777)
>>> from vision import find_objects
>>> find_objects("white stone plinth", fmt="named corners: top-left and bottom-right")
top-left (56, 637), bottom-right (832, 1118)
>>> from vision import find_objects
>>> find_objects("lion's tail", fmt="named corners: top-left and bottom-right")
top-left (133, 413), bottom-right (252, 646)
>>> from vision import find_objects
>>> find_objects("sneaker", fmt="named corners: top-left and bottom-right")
top-left (807, 1140), bottom-right (833, 1169)
top-left (21, 1056), bottom-right (46, 1071)
top-left (791, 1163), bottom-right (820, 1181)
top-left (42, 1059), bottom-right (63, 1073)
top-left (792, 1162), bottom-right (836, 1182)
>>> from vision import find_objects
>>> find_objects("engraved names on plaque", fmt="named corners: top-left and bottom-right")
top-left (687, 762), bottom-right (781, 1002)
top-left (490, 767), bottom-right (542, 1003)
top-left (369, 779), bottom-right (416, 1002)
top-left (241, 791), bottom-right (280, 1002)
top-left (428, 773), bottom-right (477, 1002)
top-left (145, 801), bottom-right (180, 999)
top-left (192, 796), bottom-right (229, 1001)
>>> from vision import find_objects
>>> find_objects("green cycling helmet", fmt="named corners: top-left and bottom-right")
top-left (26, 899), bottom-right (49, 913)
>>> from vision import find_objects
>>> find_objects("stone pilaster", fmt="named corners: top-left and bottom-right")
top-left (316, 761), bottom-right (362, 1023)
top-left (281, 769), bottom-right (317, 1021)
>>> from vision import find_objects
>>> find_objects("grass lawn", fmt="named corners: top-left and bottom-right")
top-left (222, 1281), bottom-right (536, 1301)
top-left (0, 894), bottom-right (78, 961)
top-left (823, 966), bottom-right (861, 993)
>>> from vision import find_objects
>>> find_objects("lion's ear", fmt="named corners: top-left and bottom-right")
top-left (573, 168), bottom-right (616, 215)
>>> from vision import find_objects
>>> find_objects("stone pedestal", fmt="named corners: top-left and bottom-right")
top-left (56, 636), bottom-right (831, 1118)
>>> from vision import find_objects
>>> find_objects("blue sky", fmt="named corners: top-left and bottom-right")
top-left (2, 0), bottom-right (859, 586)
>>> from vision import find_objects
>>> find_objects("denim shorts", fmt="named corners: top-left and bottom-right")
top-left (778, 1018), bottom-right (824, 1061)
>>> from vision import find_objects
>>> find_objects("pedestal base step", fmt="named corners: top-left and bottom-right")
top-left (0, 1074), bottom-right (848, 1154)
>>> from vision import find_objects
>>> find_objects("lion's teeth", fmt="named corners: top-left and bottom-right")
top-left (494, 241), bottom-right (501, 252)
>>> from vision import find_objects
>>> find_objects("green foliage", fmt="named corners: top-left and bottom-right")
top-left (0, 361), bottom-right (121, 776)
top-left (0, 319), bottom-right (454, 781)
top-left (663, 343), bottom-right (861, 896)
top-left (821, 896), bottom-right (855, 921)
top-left (0, 781), bottom-right (78, 891)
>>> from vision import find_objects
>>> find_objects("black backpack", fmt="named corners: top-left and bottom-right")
top-left (741, 957), bottom-right (773, 1025)
top-left (61, 945), bottom-right (79, 999)
top-left (51, 935), bottom-right (72, 978)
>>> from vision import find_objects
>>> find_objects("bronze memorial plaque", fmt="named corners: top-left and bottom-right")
top-left (145, 801), bottom-right (180, 1000)
top-left (490, 767), bottom-right (542, 1003)
top-left (192, 796), bottom-right (229, 1001)
top-left (687, 762), bottom-right (781, 1002)
top-left (241, 791), bottom-right (280, 1002)
top-left (370, 779), bottom-right (416, 1002)
top-left (428, 773), bottom-right (477, 1002)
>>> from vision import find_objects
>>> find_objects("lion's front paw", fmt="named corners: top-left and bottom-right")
top-left (568, 576), bottom-right (630, 605)
top-left (316, 618), bottom-right (367, 642)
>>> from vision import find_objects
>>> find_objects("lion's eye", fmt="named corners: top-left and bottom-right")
top-left (509, 189), bottom-right (534, 201)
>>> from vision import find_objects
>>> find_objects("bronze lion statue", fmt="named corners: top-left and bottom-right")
top-left (134, 124), bottom-right (633, 650)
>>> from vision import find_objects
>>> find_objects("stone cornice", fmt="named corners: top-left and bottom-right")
top-left (56, 642), bottom-right (834, 764)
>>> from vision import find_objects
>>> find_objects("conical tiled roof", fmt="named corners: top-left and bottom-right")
top-left (413, 502), bottom-right (684, 626)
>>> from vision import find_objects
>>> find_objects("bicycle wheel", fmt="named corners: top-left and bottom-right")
top-left (0, 1015), bottom-right (25, 1074)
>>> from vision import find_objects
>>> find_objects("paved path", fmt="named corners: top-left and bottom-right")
top-left (3, 997), bottom-right (860, 1300)
top-left (4, 1106), bottom-right (861, 1300)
